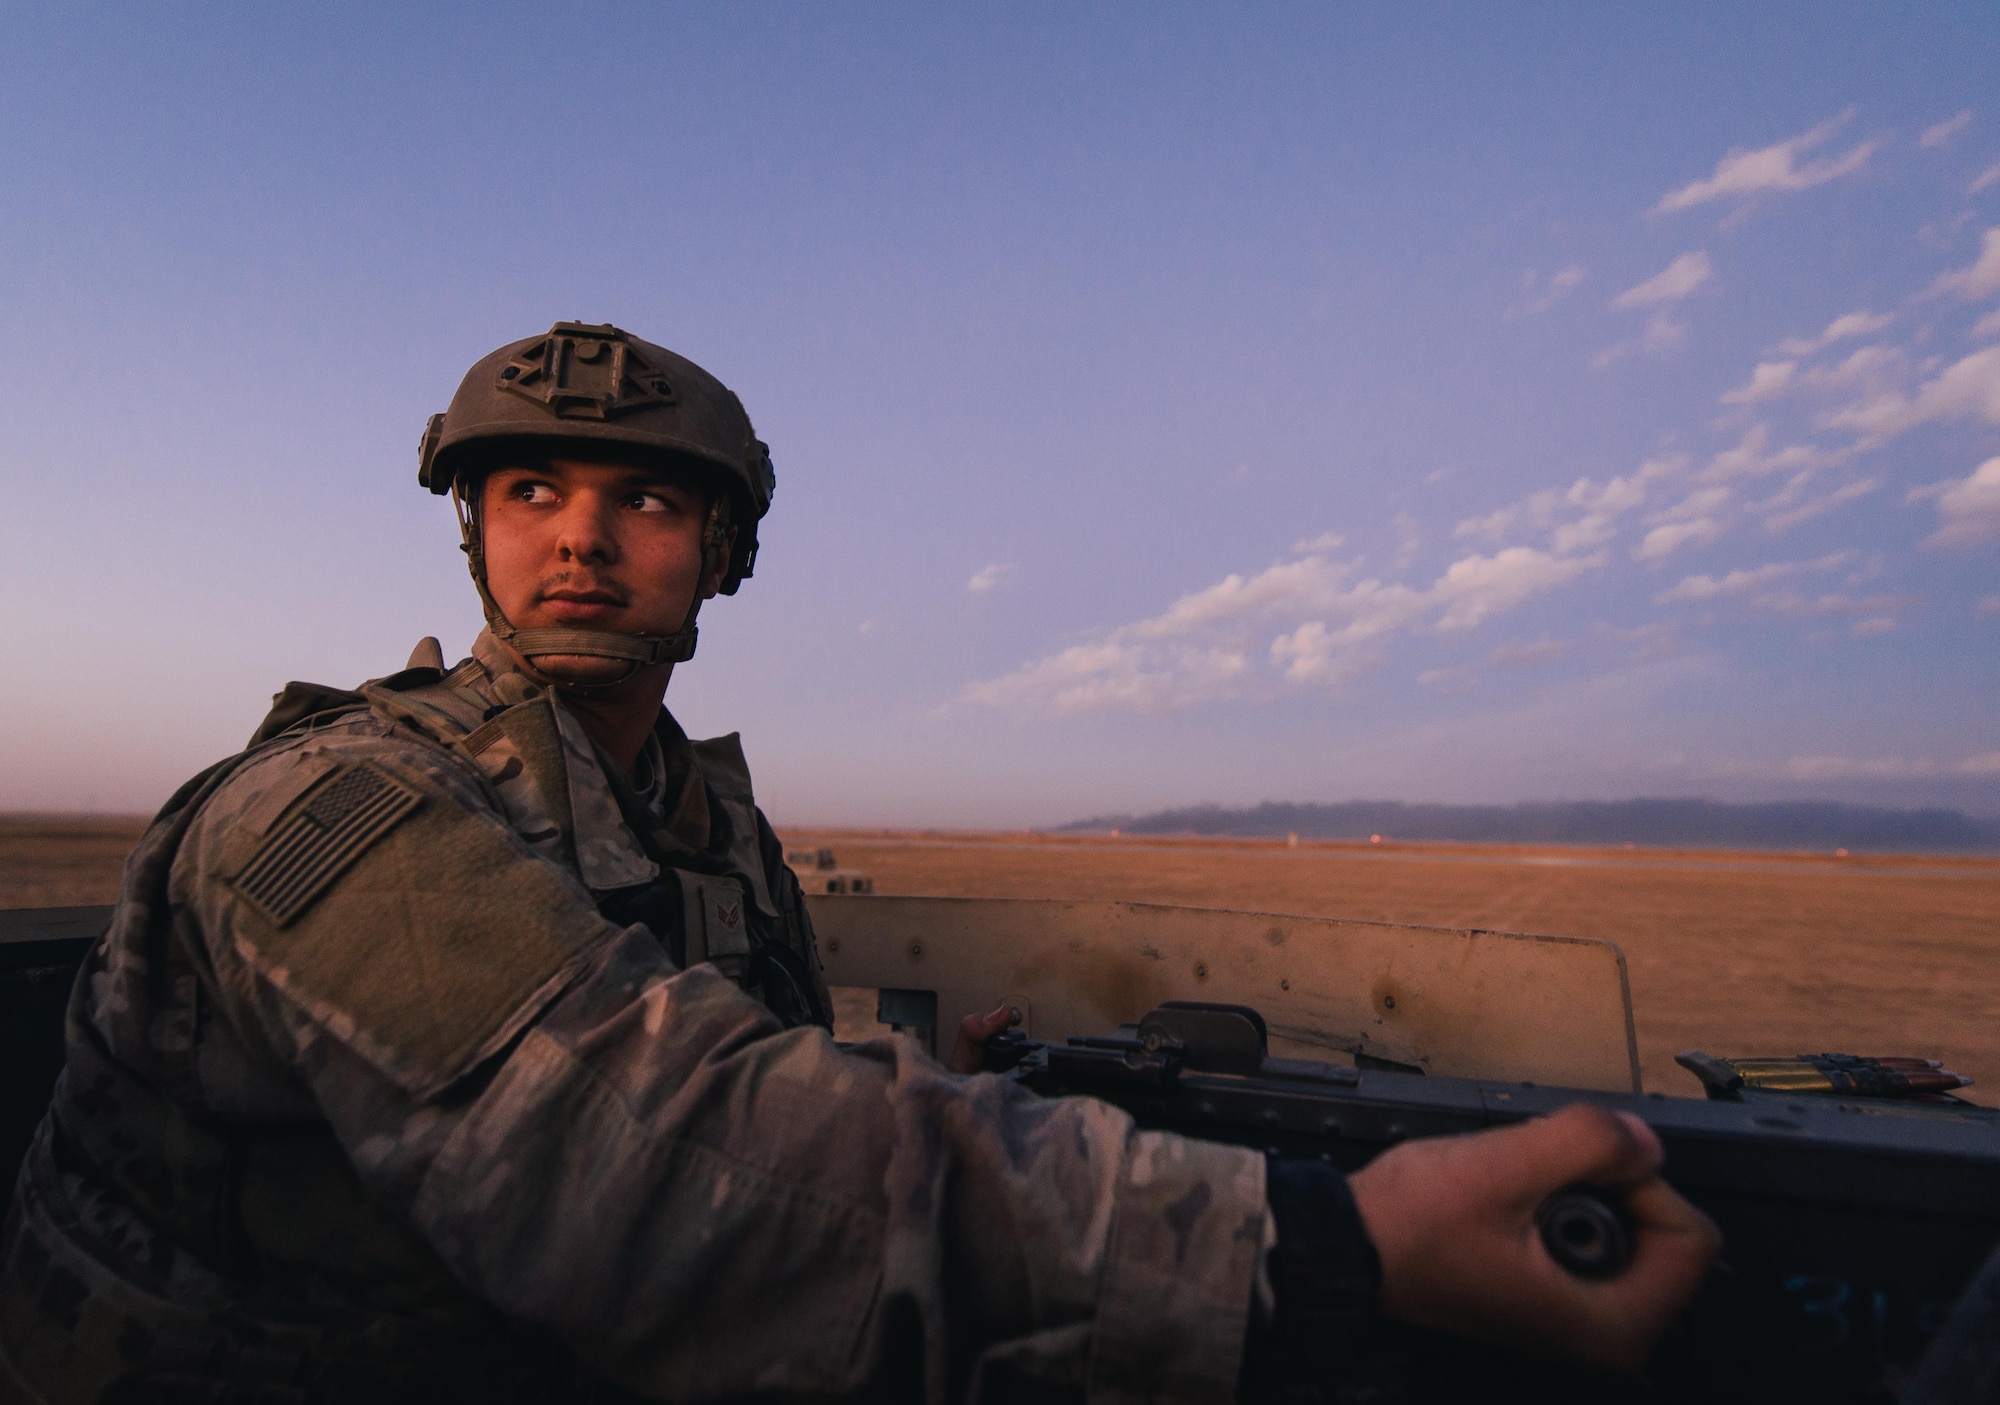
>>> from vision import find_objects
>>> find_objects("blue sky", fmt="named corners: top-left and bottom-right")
top-left (2, 4), bottom-right (1996, 825)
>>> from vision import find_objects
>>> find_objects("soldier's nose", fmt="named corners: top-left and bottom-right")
top-left (554, 508), bottom-right (619, 563)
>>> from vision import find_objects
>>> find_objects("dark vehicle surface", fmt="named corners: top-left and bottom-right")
top-left (0, 906), bottom-right (106, 1189)
top-left (996, 1001), bottom-right (2000, 1403)
top-left (8, 906), bottom-right (1997, 1401)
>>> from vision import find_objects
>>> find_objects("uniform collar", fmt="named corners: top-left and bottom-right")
top-left (468, 626), bottom-right (719, 877)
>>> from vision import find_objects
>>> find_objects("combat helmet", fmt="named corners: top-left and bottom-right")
top-left (418, 320), bottom-right (775, 672)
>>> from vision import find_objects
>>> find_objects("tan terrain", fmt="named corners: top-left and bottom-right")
top-left (0, 815), bottom-right (149, 909)
top-left (6, 815), bottom-right (1996, 1100)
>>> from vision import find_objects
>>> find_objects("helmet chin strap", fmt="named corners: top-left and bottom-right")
top-left (452, 481), bottom-right (719, 689)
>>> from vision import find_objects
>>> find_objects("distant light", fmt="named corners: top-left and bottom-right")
top-left (1287, 831), bottom-right (1299, 847)
top-left (1835, 847), bottom-right (1849, 857)
top-left (1110, 828), bottom-right (1120, 838)
top-left (1370, 834), bottom-right (1382, 844)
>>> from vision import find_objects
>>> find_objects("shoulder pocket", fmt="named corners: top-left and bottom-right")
top-left (226, 759), bottom-right (616, 1098)
top-left (232, 762), bottom-right (423, 928)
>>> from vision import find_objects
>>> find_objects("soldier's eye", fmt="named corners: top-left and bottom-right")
top-left (515, 483), bottom-right (559, 504)
top-left (628, 492), bottom-right (675, 514)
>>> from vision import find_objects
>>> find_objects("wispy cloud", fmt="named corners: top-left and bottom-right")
top-left (1701, 424), bottom-right (1848, 484)
top-left (1633, 513), bottom-right (1726, 562)
top-left (1911, 457), bottom-right (2000, 548)
top-left (1929, 228), bottom-right (2000, 301)
top-left (1454, 457), bottom-right (1677, 553)
top-left (1455, 412), bottom-right (1868, 585)
top-left (1921, 111), bottom-right (1973, 149)
top-left (1973, 164), bottom-right (2000, 196)
top-left (1512, 264), bottom-right (1586, 316)
top-left (1760, 476), bottom-right (1878, 533)
top-left (1649, 577), bottom-right (1917, 640)
top-left (1134, 553), bottom-right (1360, 639)
top-left (1802, 344), bottom-right (1906, 393)
top-left (961, 130), bottom-right (1997, 729)
top-left (1591, 317), bottom-right (1686, 369)
top-left (1593, 253), bottom-right (1713, 367)
top-left (1824, 345), bottom-right (2000, 445)
top-left (1720, 361), bottom-right (1796, 405)
top-left (1391, 513), bottom-right (1421, 571)
top-left (1267, 618), bottom-right (1401, 687)
top-left (1429, 548), bottom-right (1603, 631)
top-left (1631, 476), bottom-right (1748, 562)
top-left (1656, 110), bottom-right (1878, 213)
top-left (1488, 638), bottom-right (1572, 667)
top-left (1774, 309), bottom-right (1892, 357)
top-left (1611, 251), bottom-right (1714, 307)
top-left (962, 540), bottom-right (1375, 713)
top-left (1757, 590), bottom-right (1921, 625)
top-left (959, 638), bottom-right (1251, 715)
top-left (1656, 552), bottom-right (1852, 603)
top-left (1596, 621), bottom-right (1678, 660)
top-left (1784, 751), bottom-right (2000, 781)
top-left (1416, 663), bottom-right (1477, 691)
top-left (1719, 347), bottom-right (1911, 410)
top-left (962, 536), bottom-right (1603, 714)
top-left (967, 562), bottom-right (1014, 592)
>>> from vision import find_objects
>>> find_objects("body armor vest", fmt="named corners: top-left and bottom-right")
top-left (0, 662), bottom-right (827, 1403)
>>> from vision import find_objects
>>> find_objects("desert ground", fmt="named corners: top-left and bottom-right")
top-left (7, 814), bottom-right (1996, 1100)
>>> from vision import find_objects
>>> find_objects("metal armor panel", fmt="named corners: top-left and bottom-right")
top-left (808, 895), bottom-right (1641, 1092)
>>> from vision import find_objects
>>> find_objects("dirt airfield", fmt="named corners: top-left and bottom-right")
top-left (7, 814), bottom-right (1996, 1101)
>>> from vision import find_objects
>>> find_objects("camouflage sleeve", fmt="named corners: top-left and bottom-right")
top-left (752, 805), bottom-right (836, 1027)
top-left (173, 721), bottom-right (1269, 1403)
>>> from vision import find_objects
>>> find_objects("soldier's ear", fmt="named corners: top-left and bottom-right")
top-left (703, 525), bottom-right (738, 601)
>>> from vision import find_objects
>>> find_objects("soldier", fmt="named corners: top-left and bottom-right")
top-left (0, 322), bottom-right (1716, 1403)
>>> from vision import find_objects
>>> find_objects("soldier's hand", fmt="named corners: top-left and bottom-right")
top-left (948, 1004), bottom-right (1016, 1074)
top-left (1348, 1104), bottom-right (1719, 1372)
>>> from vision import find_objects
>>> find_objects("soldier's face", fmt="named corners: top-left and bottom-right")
top-left (479, 457), bottom-right (730, 683)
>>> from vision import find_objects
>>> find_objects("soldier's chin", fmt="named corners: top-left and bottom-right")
top-left (528, 653), bottom-right (643, 686)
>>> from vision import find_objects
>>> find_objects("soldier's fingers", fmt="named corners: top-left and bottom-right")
top-left (1473, 1104), bottom-right (1664, 1200)
top-left (1564, 1180), bottom-right (1720, 1368)
top-left (1619, 1177), bottom-right (1722, 1261)
top-left (1592, 1110), bottom-right (1666, 1185)
top-left (948, 1006), bottom-right (1014, 1073)
top-left (964, 1004), bottom-right (1013, 1039)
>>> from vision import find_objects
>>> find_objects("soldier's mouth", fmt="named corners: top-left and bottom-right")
top-left (539, 587), bottom-right (627, 621)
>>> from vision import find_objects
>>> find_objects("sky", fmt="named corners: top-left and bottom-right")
top-left (1, 4), bottom-right (1996, 827)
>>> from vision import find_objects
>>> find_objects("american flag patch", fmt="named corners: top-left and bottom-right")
top-left (234, 763), bottom-right (422, 928)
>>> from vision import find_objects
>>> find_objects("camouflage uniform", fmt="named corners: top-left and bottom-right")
top-left (1, 632), bottom-right (1268, 1404)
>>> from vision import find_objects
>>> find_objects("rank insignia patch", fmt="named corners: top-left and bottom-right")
top-left (234, 762), bottom-right (423, 928)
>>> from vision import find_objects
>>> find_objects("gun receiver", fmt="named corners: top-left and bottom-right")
top-left (994, 1001), bottom-right (2000, 1403)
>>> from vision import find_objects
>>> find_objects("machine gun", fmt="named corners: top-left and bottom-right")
top-left (986, 999), bottom-right (2000, 1403)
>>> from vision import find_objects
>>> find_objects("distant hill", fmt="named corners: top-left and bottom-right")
top-left (1057, 799), bottom-right (2000, 853)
